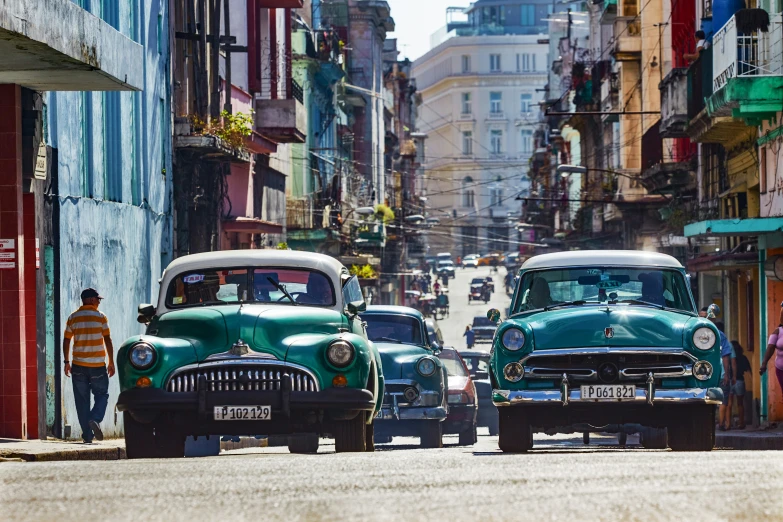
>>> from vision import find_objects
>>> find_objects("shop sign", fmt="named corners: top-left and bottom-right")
top-left (0, 239), bottom-right (15, 270)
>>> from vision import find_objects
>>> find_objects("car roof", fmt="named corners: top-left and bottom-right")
top-left (163, 249), bottom-right (347, 277)
top-left (363, 305), bottom-right (425, 320)
top-left (521, 250), bottom-right (683, 270)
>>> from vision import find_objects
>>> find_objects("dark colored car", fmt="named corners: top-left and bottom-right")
top-left (436, 260), bottom-right (456, 279)
top-left (472, 316), bottom-right (496, 343)
top-left (459, 350), bottom-right (499, 435)
top-left (438, 347), bottom-right (478, 445)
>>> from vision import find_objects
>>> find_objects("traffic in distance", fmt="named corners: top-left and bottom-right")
top-left (117, 248), bottom-right (722, 456)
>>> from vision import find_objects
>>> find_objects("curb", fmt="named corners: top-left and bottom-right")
top-left (715, 434), bottom-right (783, 451)
top-left (0, 446), bottom-right (126, 462)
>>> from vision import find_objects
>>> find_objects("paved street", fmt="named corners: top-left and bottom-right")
top-left (435, 265), bottom-right (513, 350)
top-left (2, 433), bottom-right (783, 521)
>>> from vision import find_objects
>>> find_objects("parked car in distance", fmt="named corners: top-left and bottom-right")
top-left (361, 306), bottom-right (448, 448)
top-left (461, 254), bottom-right (479, 268)
top-left (459, 350), bottom-right (498, 435)
top-left (488, 250), bottom-right (723, 453)
top-left (468, 282), bottom-right (486, 304)
top-left (472, 315), bottom-right (497, 343)
top-left (478, 253), bottom-right (504, 267)
top-left (117, 250), bottom-right (383, 458)
top-left (436, 260), bottom-right (456, 279)
top-left (438, 347), bottom-right (478, 445)
top-left (436, 252), bottom-right (453, 262)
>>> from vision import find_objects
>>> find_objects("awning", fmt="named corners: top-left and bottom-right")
top-left (684, 218), bottom-right (783, 238)
top-left (222, 217), bottom-right (283, 234)
top-left (244, 132), bottom-right (277, 155)
top-left (686, 251), bottom-right (759, 272)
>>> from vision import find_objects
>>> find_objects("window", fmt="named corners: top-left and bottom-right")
top-left (520, 93), bottom-right (533, 113)
top-left (490, 130), bottom-right (503, 154)
top-left (438, 350), bottom-right (468, 377)
top-left (761, 146), bottom-right (767, 192)
top-left (490, 54), bottom-right (501, 72)
top-left (461, 92), bottom-right (472, 115)
top-left (103, 91), bottom-right (122, 201)
top-left (490, 92), bottom-right (502, 114)
top-left (342, 275), bottom-right (365, 308)
top-left (491, 185), bottom-right (503, 206)
top-left (520, 129), bottom-right (533, 154)
top-left (462, 177), bottom-right (476, 207)
top-left (462, 131), bottom-right (473, 155)
top-left (361, 314), bottom-right (424, 346)
top-left (520, 53), bottom-right (533, 72)
top-left (521, 5), bottom-right (536, 25)
top-left (462, 55), bottom-right (471, 73)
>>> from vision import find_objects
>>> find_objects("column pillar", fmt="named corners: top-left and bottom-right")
top-left (0, 83), bottom-right (28, 439)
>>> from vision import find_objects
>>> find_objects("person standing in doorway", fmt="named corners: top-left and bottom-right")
top-left (63, 288), bottom-right (115, 443)
top-left (731, 340), bottom-right (751, 430)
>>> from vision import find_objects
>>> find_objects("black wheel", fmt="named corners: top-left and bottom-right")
top-left (420, 420), bottom-right (443, 448)
top-left (618, 432), bottom-right (628, 446)
top-left (155, 421), bottom-right (185, 458)
top-left (365, 421), bottom-right (375, 452)
top-left (123, 412), bottom-right (159, 459)
top-left (668, 407), bottom-right (715, 451)
top-left (333, 412), bottom-right (367, 452)
top-left (458, 423), bottom-right (477, 446)
top-left (498, 408), bottom-right (532, 453)
top-left (639, 427), bottom-right (668, 449)
top-left (583, 432), bottom-right (590, 445)
top-left (288, 433), bottom-right (319, 454)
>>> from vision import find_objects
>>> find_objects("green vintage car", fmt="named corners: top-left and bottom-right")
top-left (116, 250), bottom-right (383, 458)
top-left (488, 251), bottom-right (723, 452)
top-left (361, 306), bottom-right (448, 448)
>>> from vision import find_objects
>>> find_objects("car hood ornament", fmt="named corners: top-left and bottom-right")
top-left (604, 327), bottom-right (614, 339)
top-left (230, 339), bottom-right (250, 356)
top-left (204, 340), bottom-right (278, 361)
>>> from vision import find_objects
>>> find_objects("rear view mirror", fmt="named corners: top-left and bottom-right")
top-left (487, 308), bottom-right (501, 324)
top-left (346, 300), bottom-right (367, 316)
top-left (137, 303), bottom-right (155, 324)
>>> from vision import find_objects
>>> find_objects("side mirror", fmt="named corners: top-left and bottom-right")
top-left (430, 342), bottom-right (442, 353)
top-left (707, 303), bottom-right (720, 319)
top-left (487, 308), bottom-right (501, 324)
top-left (137, 303), bottom-right (155, 324)
top-left (346, 300), bottom-right (367, 316)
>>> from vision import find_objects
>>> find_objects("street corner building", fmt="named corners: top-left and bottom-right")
top-left (0, 0), bottom-right (171, 440)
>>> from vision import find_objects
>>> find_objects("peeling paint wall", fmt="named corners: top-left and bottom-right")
top-left (45, 0), bottom-right (171, 440)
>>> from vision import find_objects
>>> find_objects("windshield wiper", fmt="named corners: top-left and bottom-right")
top-left (616, 299), bottom-right (664, 310)
top-left (267, 277), bottom-right (297, 305)
top-left (375, 336), bottom-right (402, 343)
top-left (545, 300), bottom-right (587, 311)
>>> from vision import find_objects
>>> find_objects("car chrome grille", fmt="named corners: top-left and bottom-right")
top-left (166, 364), bottom-right (319, 393)
top-left (522, 351), bottom-right (695, 383)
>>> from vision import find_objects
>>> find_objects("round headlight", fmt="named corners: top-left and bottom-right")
top-left (693, 360), bottom-right (713, 381)
top-left (503, 362), bottom-right (524, 382)
top-left (403, 386), bottom-right (419, 402)
top-left (692, 327), bottom-right (716, 351)
top-left (416, 357), bottom-right (437, 377)
top-left (130, 342), bottom-right (156, 370)
top-left (502, 328), bottom-right (526, 351)
top-left (327, 340), bottom-right (355, 368)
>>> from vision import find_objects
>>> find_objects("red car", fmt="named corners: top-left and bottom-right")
top-left (438, 346), bottom-right (478, 445)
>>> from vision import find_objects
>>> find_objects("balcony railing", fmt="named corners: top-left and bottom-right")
top-left (713, 12), bottom-right (783, 92)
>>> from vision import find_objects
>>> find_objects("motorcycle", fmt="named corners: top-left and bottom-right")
top-left (468, 284), bottom-right (483, 304)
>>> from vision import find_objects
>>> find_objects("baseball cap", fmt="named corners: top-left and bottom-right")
top-left (81, 288), bottom-right (103, 300)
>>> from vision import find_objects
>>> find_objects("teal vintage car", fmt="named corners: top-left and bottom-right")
top-left (116, 250), bottom-right (383, 458)
top-left (361, 306), bottom-right (448, 448)
top-left (488, 251), bottom-right (723, 452)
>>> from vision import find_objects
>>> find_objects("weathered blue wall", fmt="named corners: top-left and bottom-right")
top-left (46, 0), bottom-right (171, 439)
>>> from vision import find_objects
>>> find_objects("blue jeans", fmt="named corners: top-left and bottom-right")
top-left (71, 365), bottom-right (109, 442)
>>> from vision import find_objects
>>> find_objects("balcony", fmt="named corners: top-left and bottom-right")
top-left (708, 12), bottom-right (783, 123)
top-left (255, 89), bottom-right (306, 144)
top-left (486, 111), bottom-right (507, 121)
top-left (600, 74), bottom-right (620, 122)
top-left (612, 17), bottom-right (642, 61)
top-left (659, 68), bottom-right (689, 138)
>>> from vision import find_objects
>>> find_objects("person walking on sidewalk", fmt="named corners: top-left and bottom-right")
top-left (760, 302), bottom-right (783, 405)
top-left (63, 288), bottom-right (115, 443)
top-left (463, 325), bottom-right (475, 349)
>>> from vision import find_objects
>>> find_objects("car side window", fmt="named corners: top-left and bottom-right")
top-left (342, 275), bottom-right (364, 308)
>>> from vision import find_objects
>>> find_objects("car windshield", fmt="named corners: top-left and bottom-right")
top-left (463, 356), bottom-right (489, 374)
top-left (513, 267), bottom-right (694, 313)
top-left (362, 314), bottom-right (424, 346)
top-left (473, 317), bottom-right (494, 327)
top-left (471, 278), bottom-right (486, 284)
top-left (167, 267), bottom-right (335, 308)
top-left (438, 261), bottom-right (453, 267)
top-left (439, 350), bottom-right (468, 377)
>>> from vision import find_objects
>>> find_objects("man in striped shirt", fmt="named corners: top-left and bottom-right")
top-left (63, 288), bottom-right (116, 443)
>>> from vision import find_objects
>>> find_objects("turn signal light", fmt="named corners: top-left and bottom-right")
top-left (332, 375), bottom-right (348, 387)
top-left (136, 376), bottom-right (152, 388)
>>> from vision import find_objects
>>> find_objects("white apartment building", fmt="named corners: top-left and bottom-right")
top-left (413, 33), bottom-right (547, 256)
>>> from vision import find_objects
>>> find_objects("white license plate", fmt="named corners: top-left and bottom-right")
top-left (580, 385), bottom-right (636, 400)
top-left (213, 405), bottom-right (271, 421)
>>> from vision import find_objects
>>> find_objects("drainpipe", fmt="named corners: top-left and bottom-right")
top-left (270, 9), bottom-right (278, 99)
top-left (248, 0), bottom-right (258, 93)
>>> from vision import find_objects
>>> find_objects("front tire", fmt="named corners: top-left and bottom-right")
top-left (458, 423), bottom-right (478, 446)
top-left (668, 407), bottom-right (715, 451)
top-left (288, 433), bottom-right (319, 454)
top-left (639, 427), bottom-right (668, 449)
top-left (498, 408), bottom-right (532, 453)
top-left (333, 412), bottom-right (367, 452)
top-left (124, 412), bottom-right (158, 459)
top-left (155, 421), bottom-right (185, 458)
top-left (365, 421), bottom-right (375, 452)
top-left (420, 420), bottom-right (443, 448)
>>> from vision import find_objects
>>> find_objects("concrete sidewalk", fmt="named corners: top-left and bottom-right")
top-left (0, 436), bottom-right (269, 463)
top-left (715, 425), bottom-right (783, 451)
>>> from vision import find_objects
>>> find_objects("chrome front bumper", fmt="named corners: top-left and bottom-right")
top-left (376, 405), bottom-right (448, 421)
top-left (493, 387), bottom-right (723, 406)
